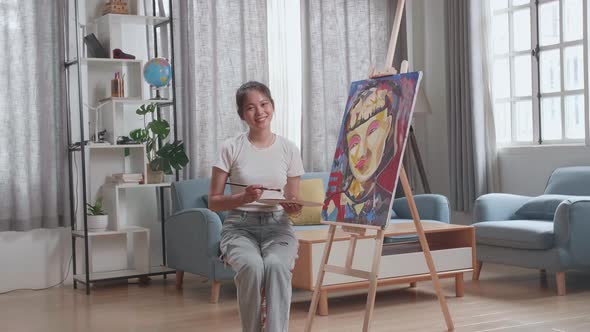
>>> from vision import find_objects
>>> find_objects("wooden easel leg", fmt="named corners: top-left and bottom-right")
top-left (400, 167), bottom-right (454, 331)
top-left (362, 229), bottom-right (385, 332)
top-left (305, 225), bottom-right (337, 332)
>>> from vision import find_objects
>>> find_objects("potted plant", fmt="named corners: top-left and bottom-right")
top-left (129, 103), bottom-right (189, 183)
top-left (86, 198), bottom-right (108, 232)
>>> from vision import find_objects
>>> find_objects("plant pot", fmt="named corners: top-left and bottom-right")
top-left (87, 215), bottom-right (108, 232)
top-left (146, 164), bottom-right (164, 184)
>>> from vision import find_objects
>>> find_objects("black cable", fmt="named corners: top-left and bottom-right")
top-left (0, 254), bottom-right (73, 295)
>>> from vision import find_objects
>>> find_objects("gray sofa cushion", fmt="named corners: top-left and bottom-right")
top-left (513, 194), bottom-right (571, 220)
top-left (475, 220), bottom-right (555, 250)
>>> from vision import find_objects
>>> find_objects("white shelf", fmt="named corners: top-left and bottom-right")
top-left (104, 182), bottom-right (171, 189)
top-left (71, 1), bottom-right (176, 291)
top-left (73, 226), bottom-right (148, 238)
top-left (87, 14), bottom-right (170, 27)
top-left (87, 144), bottom-right (144, 149)
top-left (81, 58), bottom-right (142, 66)
top-left (74, 266), bottom-right (174, 283)
top-left (99, 97), bottom-right (173, 105)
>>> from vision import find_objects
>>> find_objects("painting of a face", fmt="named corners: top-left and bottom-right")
top-left (346, 88), bottom-right (393, 182)
top-left (322, 72), bottom-right (422, 228)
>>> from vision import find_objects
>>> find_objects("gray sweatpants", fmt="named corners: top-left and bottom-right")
top-left (220, 210), bottom-right (299, 332)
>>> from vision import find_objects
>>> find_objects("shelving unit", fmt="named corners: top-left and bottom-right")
top-left (97, 98), bottom-right (173, 145)
top-left (64, 0), bottom-right (177, 294)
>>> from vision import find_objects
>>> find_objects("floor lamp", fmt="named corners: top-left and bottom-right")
top-left (406, 86), bottom-right (432, 193)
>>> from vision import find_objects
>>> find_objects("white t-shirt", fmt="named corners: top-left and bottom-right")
top-left (213, 132), bottom-right (305, 212)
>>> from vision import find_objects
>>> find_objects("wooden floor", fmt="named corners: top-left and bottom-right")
top-left (1, 264), bottom-right (590, 332)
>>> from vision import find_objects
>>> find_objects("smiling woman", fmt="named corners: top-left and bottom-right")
top-left (207, 81), bottom-right (305, 332)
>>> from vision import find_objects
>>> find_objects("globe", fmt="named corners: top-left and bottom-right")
top-left (143, 58), bottom-right (171, 88)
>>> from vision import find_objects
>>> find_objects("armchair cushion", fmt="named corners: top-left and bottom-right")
top-left (514, 194), bottom-right (571, 220)
top-left (475, 220), bottom-right (555, 250)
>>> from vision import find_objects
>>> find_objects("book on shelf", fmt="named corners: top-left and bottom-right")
top-left (110, 173), bottom-right (144, 184)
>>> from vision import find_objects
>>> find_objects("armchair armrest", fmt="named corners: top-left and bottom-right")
top-left (473, 193), bottom-right (531, 223)
top-left (393, 194), bottom-right (450, 223)
top-left (165, 208), bottom-right (223, 268)
top-left (554, 197), bottom-right (590, 267)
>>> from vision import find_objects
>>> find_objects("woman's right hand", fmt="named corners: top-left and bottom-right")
top-left (241, 185), bottom-right (264, 204)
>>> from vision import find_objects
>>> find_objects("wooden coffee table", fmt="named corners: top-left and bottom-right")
top-left (292, 222), bottom-right (475, 316)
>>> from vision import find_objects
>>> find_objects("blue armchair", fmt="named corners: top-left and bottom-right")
top-left (165, 172), bottom-right (451, 303)
top-left (472, 166), bottom-right (590, 295)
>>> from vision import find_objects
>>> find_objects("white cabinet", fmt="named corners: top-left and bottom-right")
top-left (66, 0), bottom-right (176, 293)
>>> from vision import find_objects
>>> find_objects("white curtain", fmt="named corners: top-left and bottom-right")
top-left (0, 0), bottom-right (68, 231)
top-left (447, 0), bottom-right (500, 211)
top-left (267, 0), bottom-right (302, 150)
top-left (173, 0), bottom-right (268, 178)
top-left (300, 0), bottom-right (402, 172)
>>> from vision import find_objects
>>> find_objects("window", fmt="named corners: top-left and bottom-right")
top-left (267, 0), bottom-right (302, 150)
top-left (490, 0), bottom-right (587, 146)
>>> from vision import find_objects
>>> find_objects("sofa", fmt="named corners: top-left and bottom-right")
top-left (471, 166), bottom-right (590, 295)
top-left (165, 171), bottom-right (451, 303)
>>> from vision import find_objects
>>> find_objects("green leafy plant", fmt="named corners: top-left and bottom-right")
top-left (129, 103), bottom-right (189, 174)
top-left (86, 198), bottom-right (105, 216)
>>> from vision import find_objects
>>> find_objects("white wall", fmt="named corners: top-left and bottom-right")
top-left (499, 146), bottom-right (590, 195)
top-left (0, 229), bottom-right (72, 293)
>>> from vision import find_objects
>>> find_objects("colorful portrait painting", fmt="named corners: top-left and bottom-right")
top-left (322, 72), bottom-right (423, 228)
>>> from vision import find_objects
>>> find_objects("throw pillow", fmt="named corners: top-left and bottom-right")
top-left (514, 194), bottom-right (572, 220)
top-left (290, 178), bottom-right (325, 225)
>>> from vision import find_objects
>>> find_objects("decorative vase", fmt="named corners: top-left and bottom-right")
top-left (146, 164), bottom-right (164, 184)
top-left (87, 215), bottom-right (108, 232)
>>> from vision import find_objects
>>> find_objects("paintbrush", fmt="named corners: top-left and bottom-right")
top-left (226, 182), bottom-right (282, 192)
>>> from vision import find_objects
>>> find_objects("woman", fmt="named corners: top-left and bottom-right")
top-left (208, 81), bottom-right (304, 332)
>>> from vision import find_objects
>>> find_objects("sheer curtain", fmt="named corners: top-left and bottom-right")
top-left (300, 0), bottom-right (402, 172)
top-left (173, 0), bottom-right (268, 178)
top-left (446, 0), bottom-right (500, 212)
top-left (267, 0), bottom-right (302, 150)
top-left (0, 1), bottom-right (68, 231)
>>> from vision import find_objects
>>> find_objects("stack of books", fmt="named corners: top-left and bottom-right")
top-left (102, 0), bottom-right (129, 15)
top-left (111, 173), bottom-right (143, 184)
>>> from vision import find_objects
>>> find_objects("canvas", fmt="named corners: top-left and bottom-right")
top-left (322, 72), bottom-right (423, 228)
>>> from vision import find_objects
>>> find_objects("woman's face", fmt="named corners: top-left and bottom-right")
top-left (346, 88), bottom-right (393, 183)
top-left (241, 90), bottom-right (274, 130)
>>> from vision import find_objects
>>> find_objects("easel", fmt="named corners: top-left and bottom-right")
top-left (304, 0), bottom-right (454, 331)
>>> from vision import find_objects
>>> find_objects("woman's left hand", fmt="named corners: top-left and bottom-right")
top-left (280, 200), bottom-right (303, 216)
